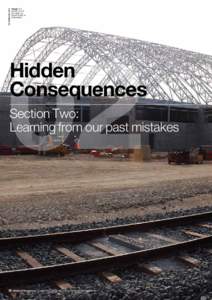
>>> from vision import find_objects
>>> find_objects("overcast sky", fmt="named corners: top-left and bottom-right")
top-left (0, 0), bottom-right (211, 88)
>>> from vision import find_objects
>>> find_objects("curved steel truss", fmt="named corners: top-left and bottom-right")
top-left (2, 27), bottom-right (212, 104)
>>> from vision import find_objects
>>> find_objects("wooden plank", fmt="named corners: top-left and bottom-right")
top-left (16, 251), bottom-right (42, 267)
top-left (54, 280), bottom-right (74, 289)
top-left (205, 249), bottom-right (212, 255)
top-left (109, 234), bottom-right (144, 251)
top-left (198, 223), bottom-right (212, 229)
top-left (56, 246), bottom-right (83, 262)
top-left (182, 230), bottom-right (208, 238)
top-left (101, 272), bottom-right (122, 283)
top-left (138, 263), bottom-right (162, 275)
top-left (177, 255), bottom-right (200, 267)
top-left (16, 251), bottom-right (73, 289)
top-left (89, 241), bottom-right (162, 275)
top-left (88, 240), bottom-right (161, 276)
top-left (148, 233), bottom-right (200, 267)
top-left (9, 291), bottom-right (18, 299)
top-left (8, 291), bottom-right (17, 299)
top-left (2, 289), bottom-right (18, 299)
top-left (56, 246), bottom-right (122, 284)
top-left (88, 240), bottom-right (122, 256)
top-left (148, 233), bottom-right (178, 244)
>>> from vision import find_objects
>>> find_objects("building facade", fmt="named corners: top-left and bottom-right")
top-left (0, 93), bottom-right (212, 151)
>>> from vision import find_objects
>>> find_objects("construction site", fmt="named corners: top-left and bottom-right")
top-left (0, 27), bottom-right (212, 300)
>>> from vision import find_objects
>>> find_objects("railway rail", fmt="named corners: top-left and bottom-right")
top-left (1, 211), bottom-right (212, 296)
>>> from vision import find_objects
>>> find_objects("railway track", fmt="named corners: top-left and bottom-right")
top-left (1, 211), bottom-right (212, 296)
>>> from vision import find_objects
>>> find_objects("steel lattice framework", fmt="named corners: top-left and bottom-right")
top-left (2, 27), bottom-right (212, 104)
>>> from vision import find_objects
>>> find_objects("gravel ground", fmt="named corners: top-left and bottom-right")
top-left (0, 178), bottom-right (212, 230)
top-left (0, 157), bottom-right (212, 298)
top-left (1, 207), bottom-right (212, 299)
top-left (0, 156), bottom-right (212, 230)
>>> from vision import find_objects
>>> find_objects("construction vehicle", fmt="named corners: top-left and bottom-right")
top-left (45, 144), bottom-right (70, 156)
top-left (200, 145), bottom-right (212, 160)
top-left (168, 148), bottom-right (203, 164)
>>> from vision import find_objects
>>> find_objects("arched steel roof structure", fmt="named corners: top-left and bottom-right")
top-left (2, 27), bottom-right (212, 104)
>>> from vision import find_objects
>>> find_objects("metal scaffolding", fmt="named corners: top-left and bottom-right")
top-left (2, 27), bottom-right (212, 104)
